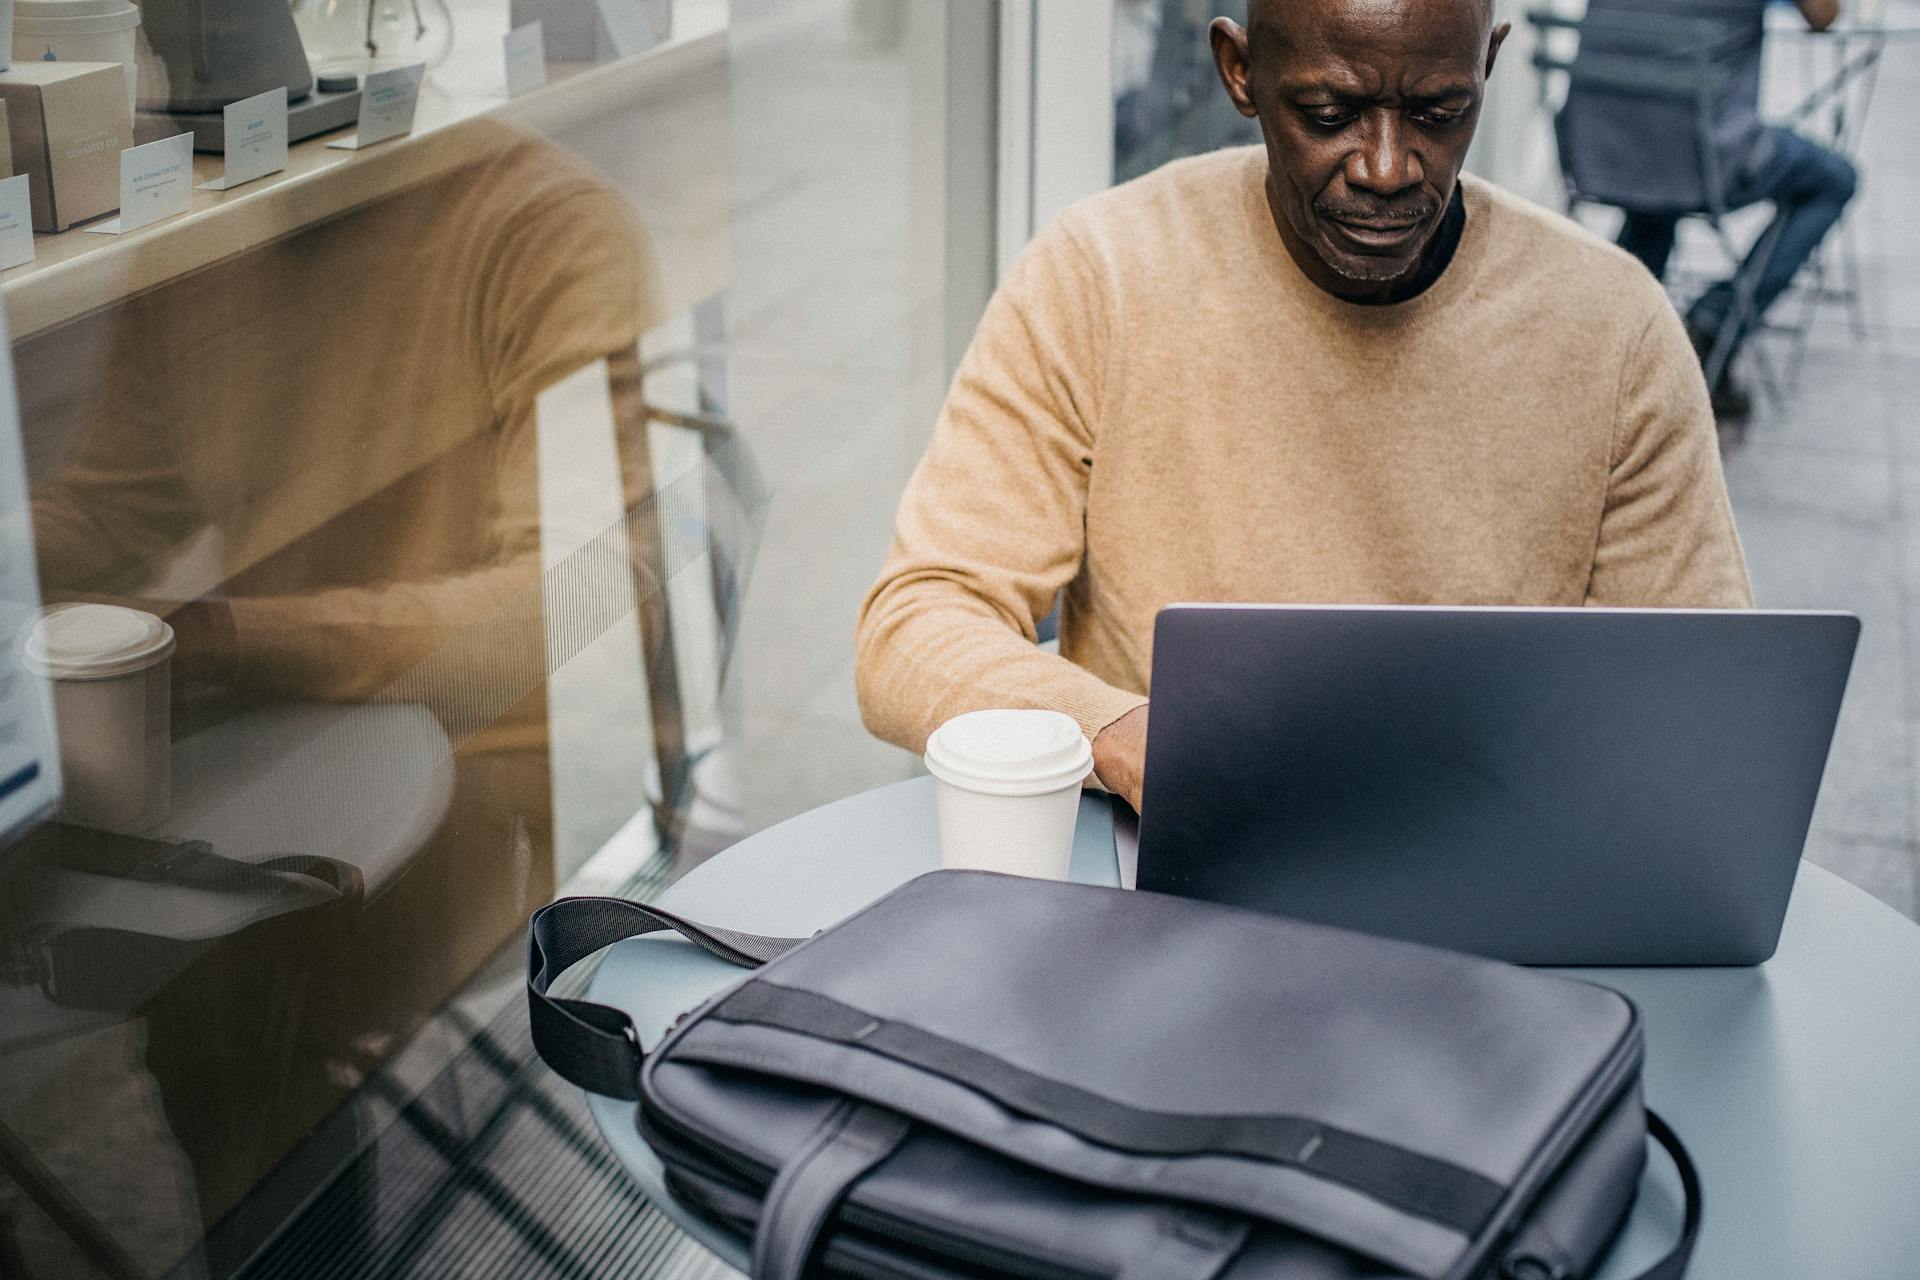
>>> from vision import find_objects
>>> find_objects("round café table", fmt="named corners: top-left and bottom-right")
top-left (584, 777), bottom-right (1920, 1279)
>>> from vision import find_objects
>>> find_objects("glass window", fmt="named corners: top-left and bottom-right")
top-left (1113, 0), bottom-right (1257, 183)
top-left (0, 0), bottom-right (995, 1273)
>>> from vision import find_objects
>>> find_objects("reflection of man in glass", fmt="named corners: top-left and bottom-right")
top-left (12, 118), bottom-right (664, 1265)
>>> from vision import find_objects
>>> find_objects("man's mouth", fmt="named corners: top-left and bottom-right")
top-left (1320, 209), bottom-right (1432, 253)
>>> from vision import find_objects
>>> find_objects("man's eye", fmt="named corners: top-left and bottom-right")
top-left (1414, 108), bottom-right (1465, 126)
top-left (1304, 108), bottom-right (1353, 127)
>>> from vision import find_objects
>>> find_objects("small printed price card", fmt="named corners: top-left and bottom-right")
top-left (87, 133), bottom-right (194, 235)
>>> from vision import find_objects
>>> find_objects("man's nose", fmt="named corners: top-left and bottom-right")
top-left (1344, 110), bottom-right (1423, 196)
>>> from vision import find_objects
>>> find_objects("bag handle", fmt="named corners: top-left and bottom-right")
top-left (28, 846), bottom-right (366, 1012)
top-left (1503, 1110), bottom-right (1702, 1280)
top-left (750, 1101), bottom-right (915, 1280)
top-left (527, 895), bottom-right (803, 1101)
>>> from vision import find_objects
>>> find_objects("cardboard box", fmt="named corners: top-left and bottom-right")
top-left (0, 63), bottom-right (132, 232)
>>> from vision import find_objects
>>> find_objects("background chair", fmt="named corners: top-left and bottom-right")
top-left (1530, 6), bottom-right (1788, 402)
top-left (1769, 23), bottom-right (1886, 383)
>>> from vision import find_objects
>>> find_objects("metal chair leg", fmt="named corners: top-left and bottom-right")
top-left (1704, 215), bottom-right (1787, 406)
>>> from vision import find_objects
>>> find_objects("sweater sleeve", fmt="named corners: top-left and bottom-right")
top-left (226, 187), bottom-right (657, 721)
top-left (1587, 300), bottom-right (1755, 608)
top-left (856, 218), bottom-right (1149, 753)
top-left (31, 344), bottom-right (203, 597)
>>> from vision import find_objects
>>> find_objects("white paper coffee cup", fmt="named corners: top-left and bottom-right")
top-left (11, 0), bottom-right (142, 112)
top-left (923, 709), bottom-right (1093, 880)
top-left (23, 604), bottom-right (175, 832)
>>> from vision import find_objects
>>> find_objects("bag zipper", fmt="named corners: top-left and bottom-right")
top-left (836, 1204), bottom-right (1102, 1280)
top-left (640, 1096), bottom-right (775, 1186)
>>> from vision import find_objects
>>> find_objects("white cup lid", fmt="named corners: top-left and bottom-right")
top-left (923, 709), bottom-right (1093, 796)
top-left (15, 0), bottom-right (139, 16)
top-left (24, 604), bottom-right (176, 679)
top-left (12, 0), bottom-right (142, 33)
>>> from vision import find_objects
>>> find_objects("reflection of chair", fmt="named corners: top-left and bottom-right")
top-left (1532, 7), bottom-right (1786, 400)
top-left (632, 346), bottom-right (764, 847)
top-left (231, 935), bottom-right (732, 1279)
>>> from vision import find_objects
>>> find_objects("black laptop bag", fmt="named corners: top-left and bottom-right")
top-left (529, 870), bottom-right (1699, 1280)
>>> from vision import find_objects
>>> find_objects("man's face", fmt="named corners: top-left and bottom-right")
top-left (1212, 0), bottom-right (1507, 301)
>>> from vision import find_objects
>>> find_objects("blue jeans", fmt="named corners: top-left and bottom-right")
top-left (1616, 127), bottom-right (1858, 350)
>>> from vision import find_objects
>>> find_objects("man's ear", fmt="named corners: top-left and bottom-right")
top-left (1485, 21), bottom-right (1512, 79)
top-left (1210, 18), bottom-right (1258, 120)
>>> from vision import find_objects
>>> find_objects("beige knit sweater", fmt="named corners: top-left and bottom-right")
top-left (856, 147), bottom-right (1753, 753)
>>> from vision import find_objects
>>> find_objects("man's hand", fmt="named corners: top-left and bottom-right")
top-left (1092, 704), bottom-right (1150, 815)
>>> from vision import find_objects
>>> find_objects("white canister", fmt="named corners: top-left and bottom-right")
top-left (11, 0), bottom-right (140, 112)
top-left (24, 604), bottom-right (175, 833)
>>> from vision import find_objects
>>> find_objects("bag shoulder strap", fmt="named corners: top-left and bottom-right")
top-left (1633, 1111), bottom-right (1703, 1280)
top-left (527, 895), bottom-right (803, 1101)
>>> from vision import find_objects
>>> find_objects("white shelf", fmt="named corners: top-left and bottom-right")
top-left (2, 26), bottom-right (729, 340)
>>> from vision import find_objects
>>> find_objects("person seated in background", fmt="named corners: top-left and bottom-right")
top-left (1576, 0), bottom-right (1858, 420)
top-left (855, 0), bottom-right (1753, 816)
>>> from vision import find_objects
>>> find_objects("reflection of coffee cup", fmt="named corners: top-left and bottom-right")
top-left (923, 709), bottom-right (1093, 880)
top-left (10, 0), bottom-right (144, 112)
top-left (24, 604), bottom-right (175, 832)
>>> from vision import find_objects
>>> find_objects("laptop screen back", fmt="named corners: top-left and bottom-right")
top-left (1137, 604), bottom-right (1858, 965)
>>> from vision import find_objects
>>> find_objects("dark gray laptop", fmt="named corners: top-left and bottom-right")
top-left (1136, 604), bottom-right (1859, 965)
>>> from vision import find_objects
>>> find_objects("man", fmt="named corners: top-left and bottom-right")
top-left (856, 0), bottom-right (1752, 815)
top-left (1568, 0), bottom-right (1858, 420)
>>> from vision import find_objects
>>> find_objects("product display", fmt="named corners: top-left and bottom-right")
top-left (133, 0), bottom-right (357, 150)
top-left (290, 0), bottom-right (454, 77)
top-left (10, 0), bottom-right (140, 113)
top-left (0, 59), bottom-right (129, 230)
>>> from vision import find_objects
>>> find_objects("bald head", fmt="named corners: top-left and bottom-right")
top-left (1245, 0), bottom-right (1496, 47)
top-left (1213, 0), bottom-right (1508, 302)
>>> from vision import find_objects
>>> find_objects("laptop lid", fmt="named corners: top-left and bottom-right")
top-left (1136, 604), bottom-right (1858, 965)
